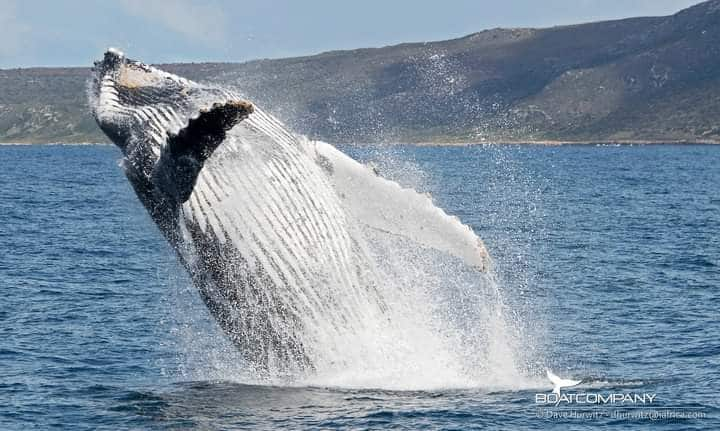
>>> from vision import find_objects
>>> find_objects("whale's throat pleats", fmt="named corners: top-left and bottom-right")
top-left (177, 110), bottom-right (382, 372)
top-left (172, 107), bottom-right (492, 374)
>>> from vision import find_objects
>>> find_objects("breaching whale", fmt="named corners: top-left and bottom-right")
top-left (89, 49), bottom-right (490, 375)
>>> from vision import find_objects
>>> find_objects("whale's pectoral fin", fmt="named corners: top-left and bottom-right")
top-left (168, 100), bottom-right (254, 163)
top-left (158, 100), bottom-right (254, 203)
top-left (311, 141), bottom-right (491, 272)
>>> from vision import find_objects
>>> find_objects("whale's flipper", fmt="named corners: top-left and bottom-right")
top-left (158, 100), bottom-right (254, 203)
top-left (168, 100), bottom-right (254, 164)
top-left (311, 141), bottom-right (490, 272)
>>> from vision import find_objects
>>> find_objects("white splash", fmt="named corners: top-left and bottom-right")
top-left (169, 126), bottom-right (538, 392)
top-left (86, 50), bottom-right (542, 391)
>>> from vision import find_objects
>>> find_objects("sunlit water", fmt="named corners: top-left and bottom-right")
top-left (1, 144), bottom-right (718, 429)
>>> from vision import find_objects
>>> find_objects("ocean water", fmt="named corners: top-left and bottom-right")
top-left (1, 143), bottom-right (718, 429)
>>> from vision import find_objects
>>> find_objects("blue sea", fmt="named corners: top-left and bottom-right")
top-left (1, 143), bottom-right (718, 429)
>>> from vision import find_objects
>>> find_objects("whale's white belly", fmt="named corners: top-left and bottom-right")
top-left (177, 110), bottom-right (375, 371)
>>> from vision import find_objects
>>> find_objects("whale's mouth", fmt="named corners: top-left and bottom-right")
top-left (92, 49), bottom-right (193, 109)
top-left (96, 49), bottom-right (176, 90)
top-left (89, 48), bottom-right (242, 139)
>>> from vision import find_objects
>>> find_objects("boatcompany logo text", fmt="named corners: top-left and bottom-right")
top-left (538, 370), bottom-right (656, 407)
top-left (536, 392), bottom-right (657, 407)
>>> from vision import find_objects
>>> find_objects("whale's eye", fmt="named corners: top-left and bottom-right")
top-left (118, 64), bottom-right (163, 89)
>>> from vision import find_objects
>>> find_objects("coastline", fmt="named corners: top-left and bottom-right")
top-left (0, 142), bottom-right (112, 146)
top-left (412, 139), bottom-right (720, 146)
top-left (2, 139), bottom-right (719, 146)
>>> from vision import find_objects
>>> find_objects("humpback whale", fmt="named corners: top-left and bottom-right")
top-left (89, 49), bottom-right (490, 376)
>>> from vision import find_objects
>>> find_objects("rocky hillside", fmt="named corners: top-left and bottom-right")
top-left (2, 0), bottom-right (719, 143)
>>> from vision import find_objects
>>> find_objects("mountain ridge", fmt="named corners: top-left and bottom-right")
top-left (2, 0), bottom-right (719, 144)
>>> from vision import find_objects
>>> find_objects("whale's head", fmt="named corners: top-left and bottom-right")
top-left (90, 48), bottom-right (251, 153)
top-left (89, 49), bottom-right (253, 203)
top-left (91, 48), bottom-right (189, 150)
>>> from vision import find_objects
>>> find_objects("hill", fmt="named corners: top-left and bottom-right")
top-left (2, 0), bottom-right (719, 144)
